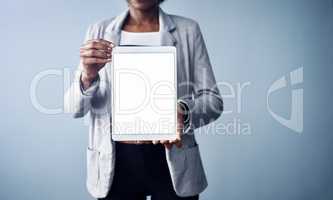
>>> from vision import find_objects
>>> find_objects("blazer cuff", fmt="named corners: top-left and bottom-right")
top-left (177, 98), bottom-right (194, 134)
top-left (79, 73), bottom-right (100, 96)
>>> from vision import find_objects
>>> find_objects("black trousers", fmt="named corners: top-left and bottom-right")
top-left (98, 142), bottom-right (199, 200)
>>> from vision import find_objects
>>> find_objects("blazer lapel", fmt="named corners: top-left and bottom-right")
top-left (159, 8), bottom-right (177, 46)
top-left (104, 9), bottom-right (129, 45)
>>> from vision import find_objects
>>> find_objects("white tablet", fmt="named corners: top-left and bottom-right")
top-left (111, 46), bottom-right (177, 141)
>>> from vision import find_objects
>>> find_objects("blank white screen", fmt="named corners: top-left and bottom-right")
top-left (112, 52), bottom-right (176, 137)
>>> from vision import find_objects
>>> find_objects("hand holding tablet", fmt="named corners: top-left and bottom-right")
top-left (79, 39), bottom-right (114, 89)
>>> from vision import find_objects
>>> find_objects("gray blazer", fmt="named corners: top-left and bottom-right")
top-left (64, 8), bottom-right (223, 198)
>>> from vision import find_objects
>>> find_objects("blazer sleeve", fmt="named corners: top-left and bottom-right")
top-left (64, 24), bottom-right (101, 118)
top-left (180, 22), bottom-right (224, 134)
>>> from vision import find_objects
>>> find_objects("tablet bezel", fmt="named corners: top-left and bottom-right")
top-left (111, 46), bottom-right (177, 141)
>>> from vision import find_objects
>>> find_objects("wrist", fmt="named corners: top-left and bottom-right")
top-left (81, 71), bottom-right (97, 90)
top-left (177, 101), bottom-right (189, 122)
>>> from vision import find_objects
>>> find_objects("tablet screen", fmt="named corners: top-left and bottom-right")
top-left (111, 47), bottom-right (177, 141)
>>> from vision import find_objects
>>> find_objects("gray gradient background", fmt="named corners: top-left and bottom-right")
top-left (1, 0), bottom-right (333, 199)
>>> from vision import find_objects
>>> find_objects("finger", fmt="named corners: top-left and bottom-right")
top-left (160, 140), bottom-right (169, 145)
top-left (81, 43), bottom-right (112, 53)
top-left (82, 57), bottom-right (111, 65)
top-left (119, 141), bottom-right (135, 144)
top-left (168, 135), bottom-right (182, 148)
top-left (80, 49), bottom-right (111, 59)
top-left (88, 39), bottom-right (114, 47)
top-left (82, 41), bottom-right (112, 52)
top-left (164, 143), bottom-right (172, 149)
top-left (152, 140), bottom-right (159, 145)
top-left (80, 49), bottom-right (112, 59)
top-left (141, 140), bottom-right (152, 144)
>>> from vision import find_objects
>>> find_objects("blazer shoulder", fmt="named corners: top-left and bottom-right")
top-left (83, 17), bottom-right (116, 41)
top-left (169, 14), bottom-right (200, 30)
top-left (89, 17), bottom-right (116, 32)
